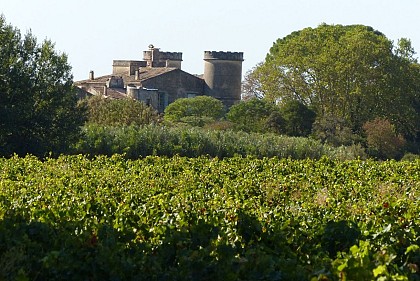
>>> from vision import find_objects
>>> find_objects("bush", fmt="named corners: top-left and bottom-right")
top-left (164, 96), bottom-right (225, 127)
top-left (312, 116), bottom-right (361, 146)
top-left (400, 153), bottom-right (420, 161)
top-left (363, 117), bottom-right (406, 159)
top-left (227, 98), bottom-right (285, 133)
top-left (81, 96), bottom-right (159, 126)
top-left (279, 100), bottom-right (316, 137)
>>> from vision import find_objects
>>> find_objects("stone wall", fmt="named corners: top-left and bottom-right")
top-left (141, 69), bottom-right (205, 105)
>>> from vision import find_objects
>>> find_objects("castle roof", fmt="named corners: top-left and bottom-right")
top-left (75, 67), bottom-right (180, 85)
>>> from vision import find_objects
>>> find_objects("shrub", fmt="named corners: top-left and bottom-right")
top-left (400, 153), bottom-right (420, 162)
top-left (81, 96), bottom-right (159, 126)
top-left (227, 98), bottom-right (284, 133)
top-left (279, 100), bottom-right (316, 137)
top-left (164, 96), bottom-right (225, 126)
top-left (363, 117), bottom-right (406, 159)
top-left (312, 116), bottom-right (361, 146)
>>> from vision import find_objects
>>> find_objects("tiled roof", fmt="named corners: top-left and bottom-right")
top-left (138, 67), bottom-right (178, 81)
top-left (104, 88), bottom-right (127, 99)
top-left (75, 67), bottom-right (179, 85)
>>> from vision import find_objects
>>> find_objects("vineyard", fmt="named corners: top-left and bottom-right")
top-left (0, 155), bottom-right (419, 280)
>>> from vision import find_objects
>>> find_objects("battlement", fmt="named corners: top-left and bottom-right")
top-left (204, 51), bottom-right (244, 61)
top-left (143, 51), bottom-right (183, 61)
top-left (112, 60), bottom-right (147, 75)
top-left (112, 60), bottom-right (147, 67)
top-left (160, 52), bottom-right (183, 61)
top-left (143, 46), bottom-right (183, 68)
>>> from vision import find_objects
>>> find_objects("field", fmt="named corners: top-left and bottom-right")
top-left (0, 155), bottom-right (419, 280)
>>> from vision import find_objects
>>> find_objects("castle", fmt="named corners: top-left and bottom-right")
top-left (74, 45), bottom-right (244, 112)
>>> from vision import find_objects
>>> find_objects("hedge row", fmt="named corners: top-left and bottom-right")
top-left (73, 124), bottom-right (366, 160)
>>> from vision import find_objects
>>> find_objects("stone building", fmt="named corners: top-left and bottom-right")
top-left (74, 45), bottom-right (243, 112)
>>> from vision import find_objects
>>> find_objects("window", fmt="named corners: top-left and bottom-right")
top-left (158, 92), bottom-right (168, 112)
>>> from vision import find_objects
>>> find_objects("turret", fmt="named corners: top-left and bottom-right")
top-left (203, 51), bottom-right (244, 107)
top-left (143, 44), bottom-right (183, 69)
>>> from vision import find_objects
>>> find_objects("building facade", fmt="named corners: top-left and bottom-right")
top-left (74, 45), bottom-right (243, 112)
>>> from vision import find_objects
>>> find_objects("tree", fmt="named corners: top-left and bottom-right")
top-left (312, 115), bottom-right (361, 146)
top-left (0, 16), bottom-right (86, 157)
top-left (81, 96), bottom-right (158, 126)
top-left (226, 98), bottom-right (284, 133)
top-left (241, 62), bottom-right (265, 100)
top-left (249, 24), bottom-right (420, 140)
top-left (164, 95), bottom-right (225, 127)
top-left (363, 117), bottom-right (406, 159)
top-left (279, 100), bottom-right (316, 137)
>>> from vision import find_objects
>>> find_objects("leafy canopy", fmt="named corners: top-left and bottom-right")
top-left (0, 15), bottom-right (86, 157)
top-left (249, 24), bottom-right (420, 139)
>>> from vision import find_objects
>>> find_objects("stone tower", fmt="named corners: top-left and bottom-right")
top-left (143, 44), bottom-right (183, 69)
top-left (203, 51), bottom-right (244, 107)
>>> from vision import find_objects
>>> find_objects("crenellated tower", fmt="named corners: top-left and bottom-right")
top-left (203, 51), bottom-right (244, 107)
top-left (143, 44), bottom-right (183, 68)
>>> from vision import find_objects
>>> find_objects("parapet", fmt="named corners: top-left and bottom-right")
top-left (143, 47), bottom-right (183, 68)
top-left (204, 51), bottom-right (244, 61)
top-left (112, 60), bottom-right (147, 68)
top-left (112, 60), bottom-right (147, 75)
top-left (160, 52), bottom-right (183, 61)
top-left (143, 49), bottom-right (182, 62)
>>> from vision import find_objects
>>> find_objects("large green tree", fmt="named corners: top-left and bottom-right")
top-left (0, 16), bottom-right (85, 156)
top-left (248, 24), bottom-right (420, 139)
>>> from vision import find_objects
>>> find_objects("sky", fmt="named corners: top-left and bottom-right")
top-left (2, 0), bottom-right (420, 81)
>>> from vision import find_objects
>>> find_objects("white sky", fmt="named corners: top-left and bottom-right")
top-left (2, 0), bottom-right (420, 81)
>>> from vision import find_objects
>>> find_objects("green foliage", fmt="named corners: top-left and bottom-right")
top-left (251, 24), bottom-right (420, 140)
top-left (164, 96), bottom-right (225, 127)
top-left (74, 124), bottom-right (366, 160)
top-left (81, 95), bottom-right (158, 126)
top-left (401, 153), bottom-right (420, 162)
top-left (331, 240), bottom-right (418, 281)
top-left (312, 116), bottom-right (362, 147)
top-left (241, 62), bottom-right (265, 99)
top-left (279, 100), bottom-right (316, 137)
top-left (227, 98), bottom-right (285, 133)
top-left (363, 117), bottom-right (406, 159)
top-left (0, 16), bottom-right (86, 157)
top-left (0, 155), bottom-right (419, 280)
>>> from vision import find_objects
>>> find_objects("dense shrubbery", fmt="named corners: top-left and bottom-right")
top-left (279, 100), bottom-right (316, 137)
top-left (227, 98), bottom-right (285, 133)
top-left (164, 96), bottom-right (225, 127)
top-left (80, 96), bottom-right (159, 126)
top-left (74, 94), bottom-right (419, 160)
top-left (73, 124), bottom-right (366, 160)
top-left (363, 117), bottom-right (407, 160)
top-left (0, 155), bottom-right (419, 280)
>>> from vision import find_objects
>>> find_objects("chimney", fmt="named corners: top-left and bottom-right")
top-left (89, 70), bottom-right (94, 80)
